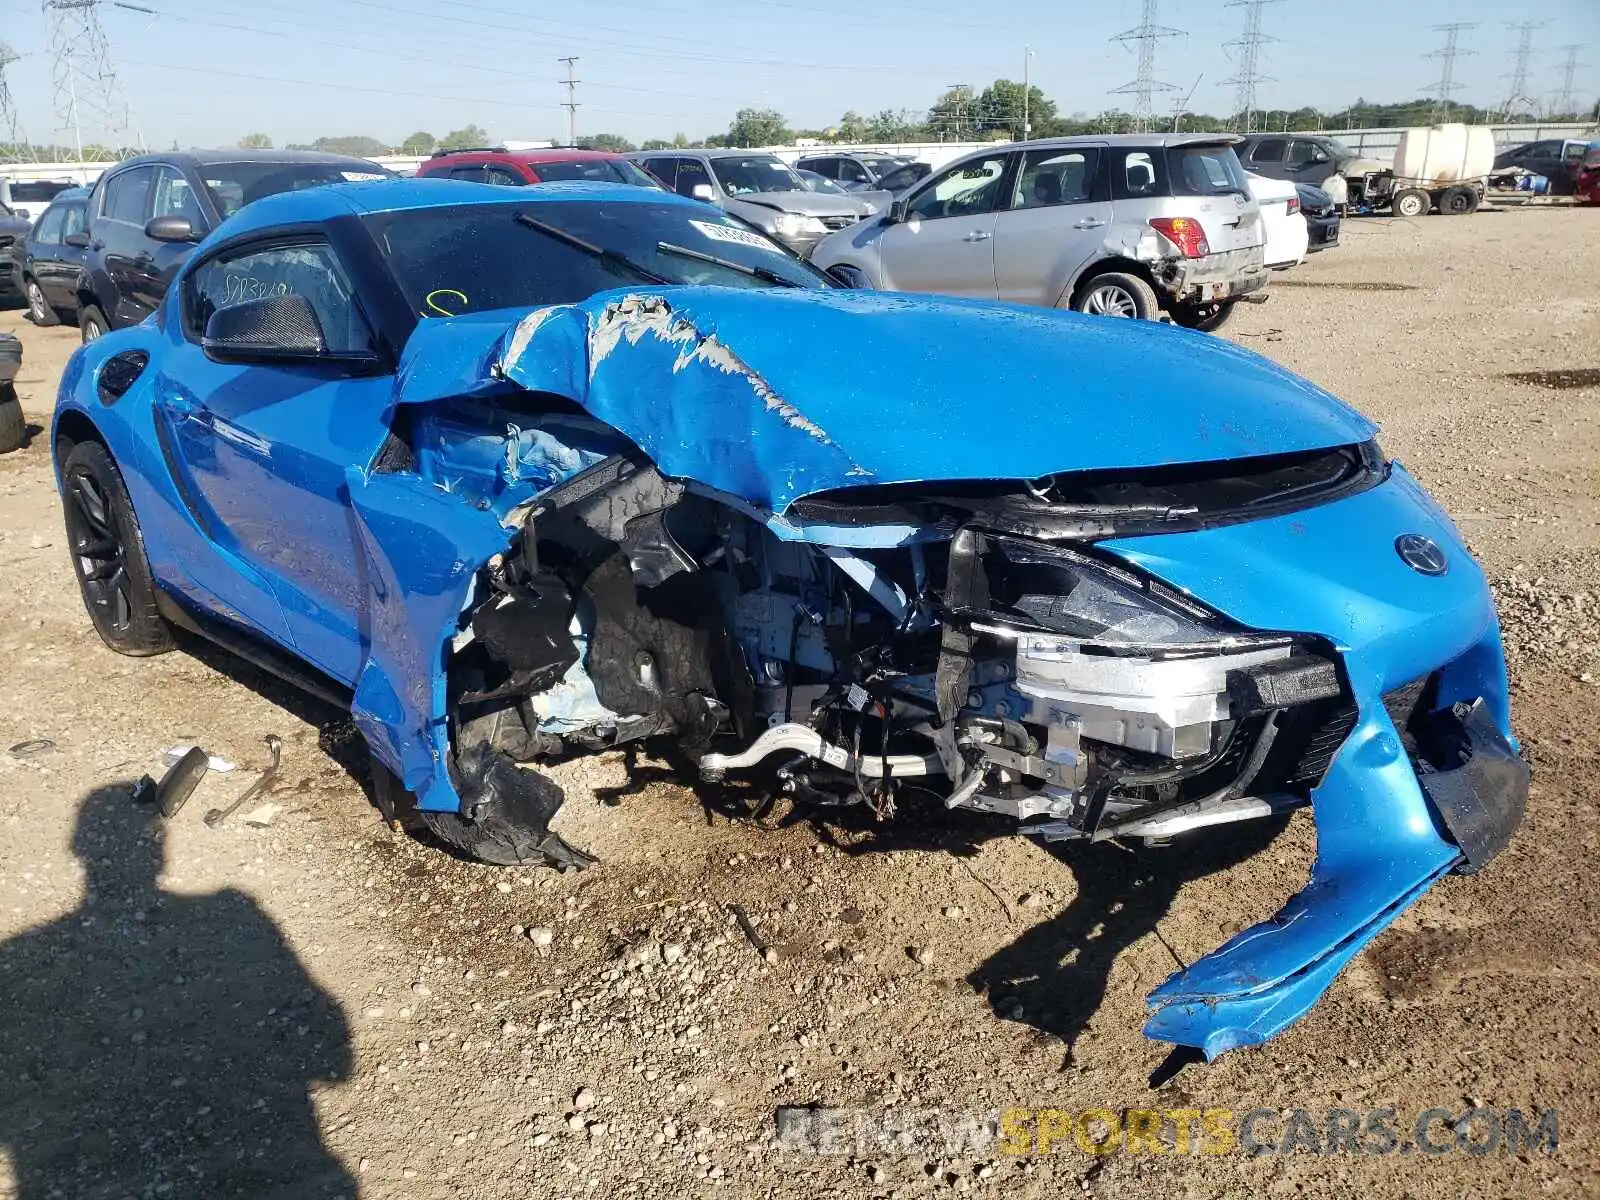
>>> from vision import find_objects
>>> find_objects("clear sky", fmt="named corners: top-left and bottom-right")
top-left (2, 0), bottom-right (1596, 150)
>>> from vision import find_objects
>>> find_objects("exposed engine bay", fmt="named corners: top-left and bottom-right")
top-left (409, 400), bottom-right (1388, 861)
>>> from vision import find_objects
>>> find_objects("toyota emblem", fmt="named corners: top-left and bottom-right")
top-left (1395, 533), bottom-right (1448, 576)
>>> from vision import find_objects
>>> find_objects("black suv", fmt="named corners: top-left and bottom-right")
top-left (75, 149), bottom-right (391, 341)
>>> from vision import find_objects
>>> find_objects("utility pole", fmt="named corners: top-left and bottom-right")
top-left (1220, 0), bottom-right (1283, 134)
top-left (1498, 21), bottom-right (1543, 120)
top-left (1551, 44), bottom-right (1586, 118)
top-left (942, 83), bottom-right (970, 140)
top-left (1021, 46), bottom-right (1032, 140)
top-left (1426, 23), bottom-right (1477, 123)
top-left (1109, 0), bottom-right (1184, 134)
top-left (0, 42), bottom-right (28, 162)
top-left (558, 55), bottom-right (579, 146)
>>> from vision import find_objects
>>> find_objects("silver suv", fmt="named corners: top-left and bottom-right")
top-left (630, 149), bottom-right (875, 257)
top-left (811, 134), bottom-right (1268, 331)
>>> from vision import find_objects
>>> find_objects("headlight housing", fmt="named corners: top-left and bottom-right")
top-left (773, 212), bottom-right (827, 238)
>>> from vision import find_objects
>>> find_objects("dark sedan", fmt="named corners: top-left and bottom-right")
top-left (12, 187), bottom-right (90, 325)
top-left (0, 200), bottom-right (30, 302)
top-left (1297, 182), bottom-right (1340, 251)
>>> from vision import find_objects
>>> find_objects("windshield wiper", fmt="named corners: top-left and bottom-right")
top-left (655, 241), bottom-right (801, 287)
top-left (513, 211), bottom-right (670, 284)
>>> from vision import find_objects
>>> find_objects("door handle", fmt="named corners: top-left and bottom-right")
top-left (962, 230), bottom-right (992, 242)
top-left (1073, 218), bottom-right (1107, 230)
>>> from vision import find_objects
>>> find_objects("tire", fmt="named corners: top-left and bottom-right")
top-left (1438, 185), bottom-right (1477, 216)
top-left (1169, 299), bottom-right (1238, 333)
top-left (79, 304), bottom-right (109, 343)
top-left (1392, 188), bottom-right (1430, 218)
top-left (60, 440), bottom-right (174, 656)
top-left (0, 385), bottom-right (23, 455)
top-left (1073, 271), bottom-right (1159, 320)
top-left (25, 279), bottom-right (60, 327)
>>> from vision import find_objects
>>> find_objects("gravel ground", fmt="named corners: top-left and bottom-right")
top-left (1, 207), bottom-right (1597, 1199)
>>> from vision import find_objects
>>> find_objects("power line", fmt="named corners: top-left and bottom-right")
top-left (1425, 22), bottom-right (1477, 123)
top-left (559, 56), bottom-right (580, 145)
top-left (1110, 0), bottom-right (1184, 134)
top-left (1498, 21), bottom-right (1543, 120)
top-left (1551, 43), bottom-right (1587, 117)
top-left (43, 0), bottom-right (142, 159)
top-left (1220, 0), bottom-right (1284, 134)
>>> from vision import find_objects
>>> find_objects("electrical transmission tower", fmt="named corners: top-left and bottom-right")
top-left (558, 56), bottom-right (579, 145)
top-left (1220, 0), bottom-right (1284, 133)
top-left (44, 0), bottom-right (136, 160)
top-left (1425, 23), bottom-right (1477, 123)
top-left (0, 42), bottom-right (29, 163)
top-left (1110, 0), bottom-right (1184, 133)
top-left (1550, 44), bottom-right (1587, 118)
top-left (1497, 21), bottom-right (1543, 119)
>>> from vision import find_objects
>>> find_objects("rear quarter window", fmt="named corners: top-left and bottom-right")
top-left (1167, 145), bottom-right (1249, 196)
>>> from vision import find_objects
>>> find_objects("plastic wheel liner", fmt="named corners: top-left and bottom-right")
top-left (344, 288), bottom-right (1524, 1059)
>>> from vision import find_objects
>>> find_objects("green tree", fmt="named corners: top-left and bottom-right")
top-left (311, 135), bottom-right (388, 157)
top-left (927, 86), bottom-right (977, 140)
top-left (835, 110), bottom-right (868, 142)
top-left (725, 107), bottom-right (791, 148)
top-left (399, 131), bottom-right (437, 155)
top-left (575, 133), bottom-right (636, 152)
top-left (237, 132), bottom-right (273, 149)
top-left (864, 108), bottom-right (922, 143)
top-left (641, 138), bottom-right (674, 150)
top-left (974, 79), bottom-right (1057, 139)
top-left (671, 132), bottom-right (690, 148)
top-left (438, 124), bottom-right (491, 151)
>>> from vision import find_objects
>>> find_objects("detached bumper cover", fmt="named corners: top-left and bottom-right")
top-left (1106, 466), bottom-right (1525, 1059)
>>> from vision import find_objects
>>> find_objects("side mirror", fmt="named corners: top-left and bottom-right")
top-left (145, 215), bottom-right (199, 243)
top-left (691, 183), bottom-right (715, 202)
top-left (202, 295), bottom-right (329, 364)
top-left (63, 230), bottom-right (91, 249)
top-left (884, 197), bottom-right (909, 224)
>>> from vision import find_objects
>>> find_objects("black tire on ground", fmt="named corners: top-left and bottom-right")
top-left (1073, 271), bottom-right (1160, 320)
top-left (1392, 188), bottom-right (1431, 218)
top-left (60, 439), bottom-right (174, 655)
top-left (79, 304), bottom-right (109, 343)
top-left (25, 279), bottom-right (60, 327)
top-left (1438, 185), bottom-right (1478, 215)
top-left (1169, 299), bottom-right (1238, 333)
top-left (0, 384), bottom-right (23, 455)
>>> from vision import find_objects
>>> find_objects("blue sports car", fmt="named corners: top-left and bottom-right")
top-left (52, 178), bottom-right (1526, 1062)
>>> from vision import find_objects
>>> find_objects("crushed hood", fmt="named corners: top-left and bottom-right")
top-left (400, 286), bottom-right (1376, 514)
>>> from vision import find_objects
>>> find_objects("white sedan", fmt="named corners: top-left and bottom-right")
top-left (1246, 173), bottom-right (1309, 270)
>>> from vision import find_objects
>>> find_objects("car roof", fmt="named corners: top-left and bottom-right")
top-left (428, 147), bottom-right (629, 164)
top-left (109, 149), bottom-right (387, 170)
top-left (636, 148), bottom-right (786, 159)
top-left (46, 187), bottom-right (90, 203)
top-left (209, 177), bottom-right (703, 240)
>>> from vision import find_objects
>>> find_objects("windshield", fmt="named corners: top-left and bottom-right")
top-left (367, 198), bottom-right (832, 318)
top-left (1323, 139), bottom-right (1358, 160)
top-left (1168, 144), bottom-right (1250, 197)
top-left (796, 171), bottom-right (849, 196)
top-left (201, 160), bottom-right (393, 218)
top-left (709, 155), bottom-right (805, 196)
top-left (532, 158), bottom-right (661, 187)
top-left (857, 156), bottom-right (905, 177)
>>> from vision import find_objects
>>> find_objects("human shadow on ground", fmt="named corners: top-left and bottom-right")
top-left (0, 782), bottom-right (357, 1198)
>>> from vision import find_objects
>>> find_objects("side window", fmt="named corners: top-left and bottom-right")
top-left (482, 165), bottom-right (524, 186)
top-left (801, 158), bottom-right (833, 178)
top-left (1249, 138), bottom-right (1288, 163)
top-left (638, 157), bottom-right (677, 188)
top-left (33, 206), bottom-right (66, 245)
top-left (187, 241), bottom-right (371, 354)
top-left (60, 203), bottom-right (86, 240)
top-left (673, 158), bottom-right (713, 198)
top-left (152, 166), bottom-right (204, 226)
top-left (905, 154), bottom-right (1008, 221)
top-left (1287, 140), bottom-right (1329, 166)
top-left (449, 165), bottom-right (488, 183)
top-left (1010, 148), bottom-right (1099, 210)
top-left (1561, 141), bottom-right (1586, 164)
top-left (102, 166), bottom-right (156, 225)
top-left (837, 159), bottom-right (870, 184)
top-left (1115, 150), bottom-right (1164, 199)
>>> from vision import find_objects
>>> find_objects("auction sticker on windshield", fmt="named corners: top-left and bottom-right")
top-left (690, 219), bottom-right (782, 253)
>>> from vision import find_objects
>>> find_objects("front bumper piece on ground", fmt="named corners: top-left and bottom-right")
top-left (1142, 692), bottom-right (1527, 1059)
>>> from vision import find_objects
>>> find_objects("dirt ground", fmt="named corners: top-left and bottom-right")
top-left (1, 207), bottom-right (1597, 1200)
